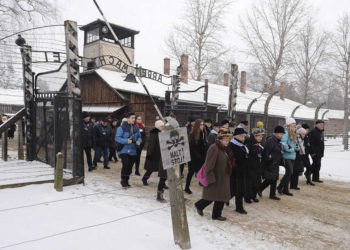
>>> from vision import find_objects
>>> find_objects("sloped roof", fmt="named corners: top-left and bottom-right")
top-left (0, 88), bottom-right (23, 106)
top-left (94, 68), bottom-right (345, 121)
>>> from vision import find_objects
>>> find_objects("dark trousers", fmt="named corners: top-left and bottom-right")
top-left (143, 169), bottom-right (154, 180)
top-left (312, 156), bottom-right (322, 181)
top-left (134, 148), bottom-right (143, 173)
top-left (109, 147), bottom-right (118, 162)
top-left (120, 154), bottom-right (136, 182)
top-left (93, 146), bottom-right (109, 167)
top-left (195, 199), bottom-right (225, 219)
top-left (185, 164), bottom-right (197, 190)
top-left (83, 147), bottom-right (93, 168)
top-left (260, 179), bottom-right (277, 197)
top-left (290, 162), bottom-right (301, 189)
top-left (278, 159), bottom-right (294, 192)
top-left (235, 195), bottom-right (244, 210)
top-left (158, 177), bottom-right (167, 192)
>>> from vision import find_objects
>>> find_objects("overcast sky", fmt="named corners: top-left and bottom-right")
top-left (58, 0), bottom-right (350, 75)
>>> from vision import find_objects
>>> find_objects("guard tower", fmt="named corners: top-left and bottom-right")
top-left (80, 19), bottom-right (139, 71)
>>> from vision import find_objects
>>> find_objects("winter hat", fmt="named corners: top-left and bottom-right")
top-left (297, 127), bottom-right (306, 135)
top-left (274, 125), bottom-right (285, 134)
top-left (213, 122), bottom-right (221, 127)
top-left (221, 119), bottom-right (230, 126)
top-left (101, 117), bottom-right (109, 122)
top-left (82, 112), bottom-right (90, 119)
top-left (240, 120), bottom-right (248, 126)
top-left (301, 123), bottom-right (310, 130)
top-left (188, 116), bottom-right (196, 123)
top-left (155, 120), bottom-right (165, 129)
top-left (285, 117), bottom-right (296, 126)
top-left (256, 121), bottom-right (264, 128)
top-left (315, 120), bottom-right (324, 124)
top-left (252, 128), bottom-right (265, 136)
top-left (217, 128), bottom-right (233, 140)
top-left (233, 128), bottom-right (247, 136)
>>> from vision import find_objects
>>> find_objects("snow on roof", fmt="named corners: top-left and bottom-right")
top-left (95, 68), bottom-right (347, 120)
top-left (82, 106), bottom-right (124, 113)
top-left (0, 88), bottom-right (24, 106)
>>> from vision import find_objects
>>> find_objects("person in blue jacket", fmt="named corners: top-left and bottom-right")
top-left (277, 117), bottom-right (299, 196)
top-left (115, 112), bottom-right (142, 188)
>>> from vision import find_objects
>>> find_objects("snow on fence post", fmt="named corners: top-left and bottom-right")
top-left (55, 152), bottom-right (64, 192)
top-left (2, 131), bottom-right (8, 161)
top-left (17, 119), bottom-right (24, 160)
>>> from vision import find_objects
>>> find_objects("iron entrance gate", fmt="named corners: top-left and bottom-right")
top-left (35, 92), bottom-right (83, 181)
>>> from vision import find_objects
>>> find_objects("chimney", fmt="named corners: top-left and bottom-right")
top-left (180, 54), bottom-right (188, 84)
top-left (164, 58), bottom-right (170, 75)
top-left (223, 73), bottom-right (229, 86)
top-left (279, 82), bottom-right (286, 100)
top-left (240, 71), bottom-right (247, 94)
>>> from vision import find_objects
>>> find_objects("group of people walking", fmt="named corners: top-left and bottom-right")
top-left (82, 113), bottom-right (325, 220)
top-left (193, 117), bottom-right (325, 221)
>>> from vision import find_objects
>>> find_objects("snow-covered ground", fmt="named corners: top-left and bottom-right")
top-left (0, 138), bottom-right (349, 250)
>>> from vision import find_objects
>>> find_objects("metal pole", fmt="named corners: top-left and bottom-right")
top-left (55, 152), bottom-right (64, 191)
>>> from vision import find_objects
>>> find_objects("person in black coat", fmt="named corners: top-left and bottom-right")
top-left (180, 116), bottom-right (196, 178)
top-left (134, 115), bottom-right (146, 176)
top-left (184, 119), bottom-right (208, 194)
top-left (93, 117), bottom-right (112, 169)
top-left (245, 128), bottom-right (265, 203)
top-left (142, 120), bottom-right (167, 202)
top-left (259, 126), bottom-right (285, 200)
top-left (8, 123), bottom-right (16, 139)
top-left (230, 128), bottom-right (249, 214)
top-left (82, 112), bottom-right (94, 171)
top-left (301, 123), bottom-right (314, 185)
top-left (109, 119), bottom-right (119, 163)
top-left (204, 119), bottom-right (213, 136)
top-left (309, 120), bottom-right (325, 183)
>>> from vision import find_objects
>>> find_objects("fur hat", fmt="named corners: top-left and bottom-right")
top-left (285, 117), bottom-right (296, 126)
top-left (233, 128), bottom-right (247, 136)
top-left (297, 127), bottom-right (306, 135)
top-left (155, 120), bottom-right (165, 129)
top-left (217, 128), bottom-right (233, 140)
top-left (274, 125), bottom-right (285, 134)
top-left (252, 128), bottom-right (265, 136)
top-left (315, 120), bottom-right (324, 124)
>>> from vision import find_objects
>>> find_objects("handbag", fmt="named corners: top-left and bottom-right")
top-left (196, 164), bottom-right (209, 187)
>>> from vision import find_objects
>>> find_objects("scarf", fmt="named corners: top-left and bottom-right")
top-left (231, 138), bottom-right (249, 154)
top-left (135, 121), bottom-right (144, 129)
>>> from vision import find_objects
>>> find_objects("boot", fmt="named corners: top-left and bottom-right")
top-left (135, 170), bottom-right (141, 176)
top-left (269, 196), bottom-right (281, 200)
top-left (121, 180), bottom-right (128, 188)
top-left (157, 191), bottom-right (166, 203)
top-left (142, 177), bottom-right (149, 186)
top-left (184, 188), bottom-right (192, 194)
top-left (163, 184), bottom-right (169, 190)
top-left (213, 216), bottom-right (227, 221)
top-left (235, 208), bottom-right (248, 214)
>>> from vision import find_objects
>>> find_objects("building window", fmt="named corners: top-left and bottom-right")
top-left (120, 36), bottom-right (132, 48)
top-left (86, 28), bottom-right (99, 43)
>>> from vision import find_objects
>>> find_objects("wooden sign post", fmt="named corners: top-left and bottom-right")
top-left (159, 126), bottom-right (191, 249)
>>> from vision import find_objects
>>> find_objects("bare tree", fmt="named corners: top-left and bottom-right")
top-left (165, 0), bottom-right (232, 81)
top-left (332, 13), bottom-right (350, 149)
top-left (240, 0), bottom-right (307, 91)
top-left (0, 0), bottom-right (57, 30)
top-left (291, 19), bottom-right (329, 104)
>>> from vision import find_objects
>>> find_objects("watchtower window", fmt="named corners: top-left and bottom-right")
top-left (120, 36), bottom-right (132, 48)
top-left (86, 28), bottom-right (99, 43)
